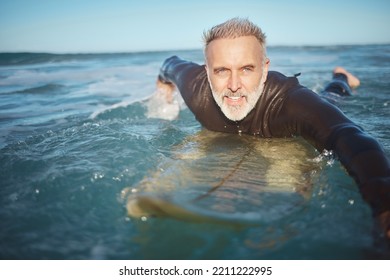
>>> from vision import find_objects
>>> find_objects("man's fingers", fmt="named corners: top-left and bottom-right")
top-left (376, 210), bottom-right (390, 239)
top-left (156, 78), bottom-right (176, 103)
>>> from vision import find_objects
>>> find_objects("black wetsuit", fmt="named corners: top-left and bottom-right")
top-left (159, 56), bottom-right (390, 218)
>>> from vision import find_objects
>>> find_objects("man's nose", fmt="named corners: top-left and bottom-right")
top-left (227, 71), bottom-right (241, 92)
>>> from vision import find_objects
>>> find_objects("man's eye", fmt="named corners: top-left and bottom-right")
top-left (215, 68), bottom-right (228, 75)
top-left (242, 67), bottom-right (254, 72)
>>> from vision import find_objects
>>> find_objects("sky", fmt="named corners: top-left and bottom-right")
top-left (0, 0), bottom-right (389, 53)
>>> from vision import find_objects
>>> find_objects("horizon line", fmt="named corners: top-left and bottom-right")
top-left (1, 42), bottom-right (389, 55)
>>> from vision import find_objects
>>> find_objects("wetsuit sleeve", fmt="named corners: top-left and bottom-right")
top-left (158, 56), bottom-right (219, 122)
top-left (281, 87), bottom-right (390, 216)
top-left (158, 56), bottom-right (207, 102)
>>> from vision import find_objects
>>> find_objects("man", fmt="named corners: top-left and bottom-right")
top-left (155, 18), bottom-right (390, 240)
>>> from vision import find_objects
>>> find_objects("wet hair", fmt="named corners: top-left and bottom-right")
top-left (203, 18), bottom-right (267, 52)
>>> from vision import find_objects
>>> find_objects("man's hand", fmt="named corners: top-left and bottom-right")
top-left (376, 210), bottom-right (390, 240)
top-left (156, 77), bottom-right (176, 104)
top-left (359, 176), bottom-right (390, 240)
top-left (144, 77), bottom-right (179, 121)
top-left (372, 211), bottom-right (390, 256)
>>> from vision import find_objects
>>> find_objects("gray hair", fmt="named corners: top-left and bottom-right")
top-left (203, 18), bottom-right (267, 53)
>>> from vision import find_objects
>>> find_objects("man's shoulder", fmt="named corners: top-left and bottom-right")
top-left (263, 71), bottom-right (302, 99)
top-left (267, 71), bottom-right (300, 86)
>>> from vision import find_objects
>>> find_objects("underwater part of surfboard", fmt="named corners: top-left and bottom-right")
top-left (123, 130), bottom-right (321, 225)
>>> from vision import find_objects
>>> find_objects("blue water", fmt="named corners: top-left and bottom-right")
top-left (0, 45), bottom-right (389, 259)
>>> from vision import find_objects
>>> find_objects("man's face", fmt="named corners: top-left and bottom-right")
top-left (205, 36), bottom-right (269, 121)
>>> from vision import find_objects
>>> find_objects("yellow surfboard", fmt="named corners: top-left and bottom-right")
top-left (123, 130), bottom-right (321, 225)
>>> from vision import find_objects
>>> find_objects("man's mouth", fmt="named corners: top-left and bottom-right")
top-left (224, 95), bottom-right (245, 105)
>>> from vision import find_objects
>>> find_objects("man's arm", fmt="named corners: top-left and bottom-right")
top-left (282, 87), bottom-right (390, 239)
top-left (147, 56), bottom-right (202, 121)
top-left (333, 123), bottom-right (390, 240)
top-left (157, 56), bottom-right (208, 104)
top-left (158, 56), bottom-right (200, 90)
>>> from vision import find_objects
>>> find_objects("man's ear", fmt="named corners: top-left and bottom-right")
top-left (265, 57), bottom-right (270, 68)
top-left (205, 64), bottom-right (213, 82)
top-left (205, 64), bottom-right (213, 87)
top-left (262, 58), bottom-right (270, 83)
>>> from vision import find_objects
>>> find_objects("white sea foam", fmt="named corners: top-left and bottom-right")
top-left (89, 86), bottom-right (186, 120)
top-left (145, 90), bottom-right (181, 121)
top-left (0, 64), bottom-right (157, 98)
top-left (88, 96), bottom-right (148, 119)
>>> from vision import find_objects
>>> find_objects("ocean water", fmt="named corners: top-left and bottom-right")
top-left (0, 45), bottom-right (389, 260)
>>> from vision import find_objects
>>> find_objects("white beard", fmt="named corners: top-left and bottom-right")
top-left (210, 81), bottom-right (265, 122)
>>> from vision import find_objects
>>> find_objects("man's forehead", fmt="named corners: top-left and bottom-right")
top-left (206, 36), bottom-right (261, 50)
top-left (205, 36), bottom-right (264, 66)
